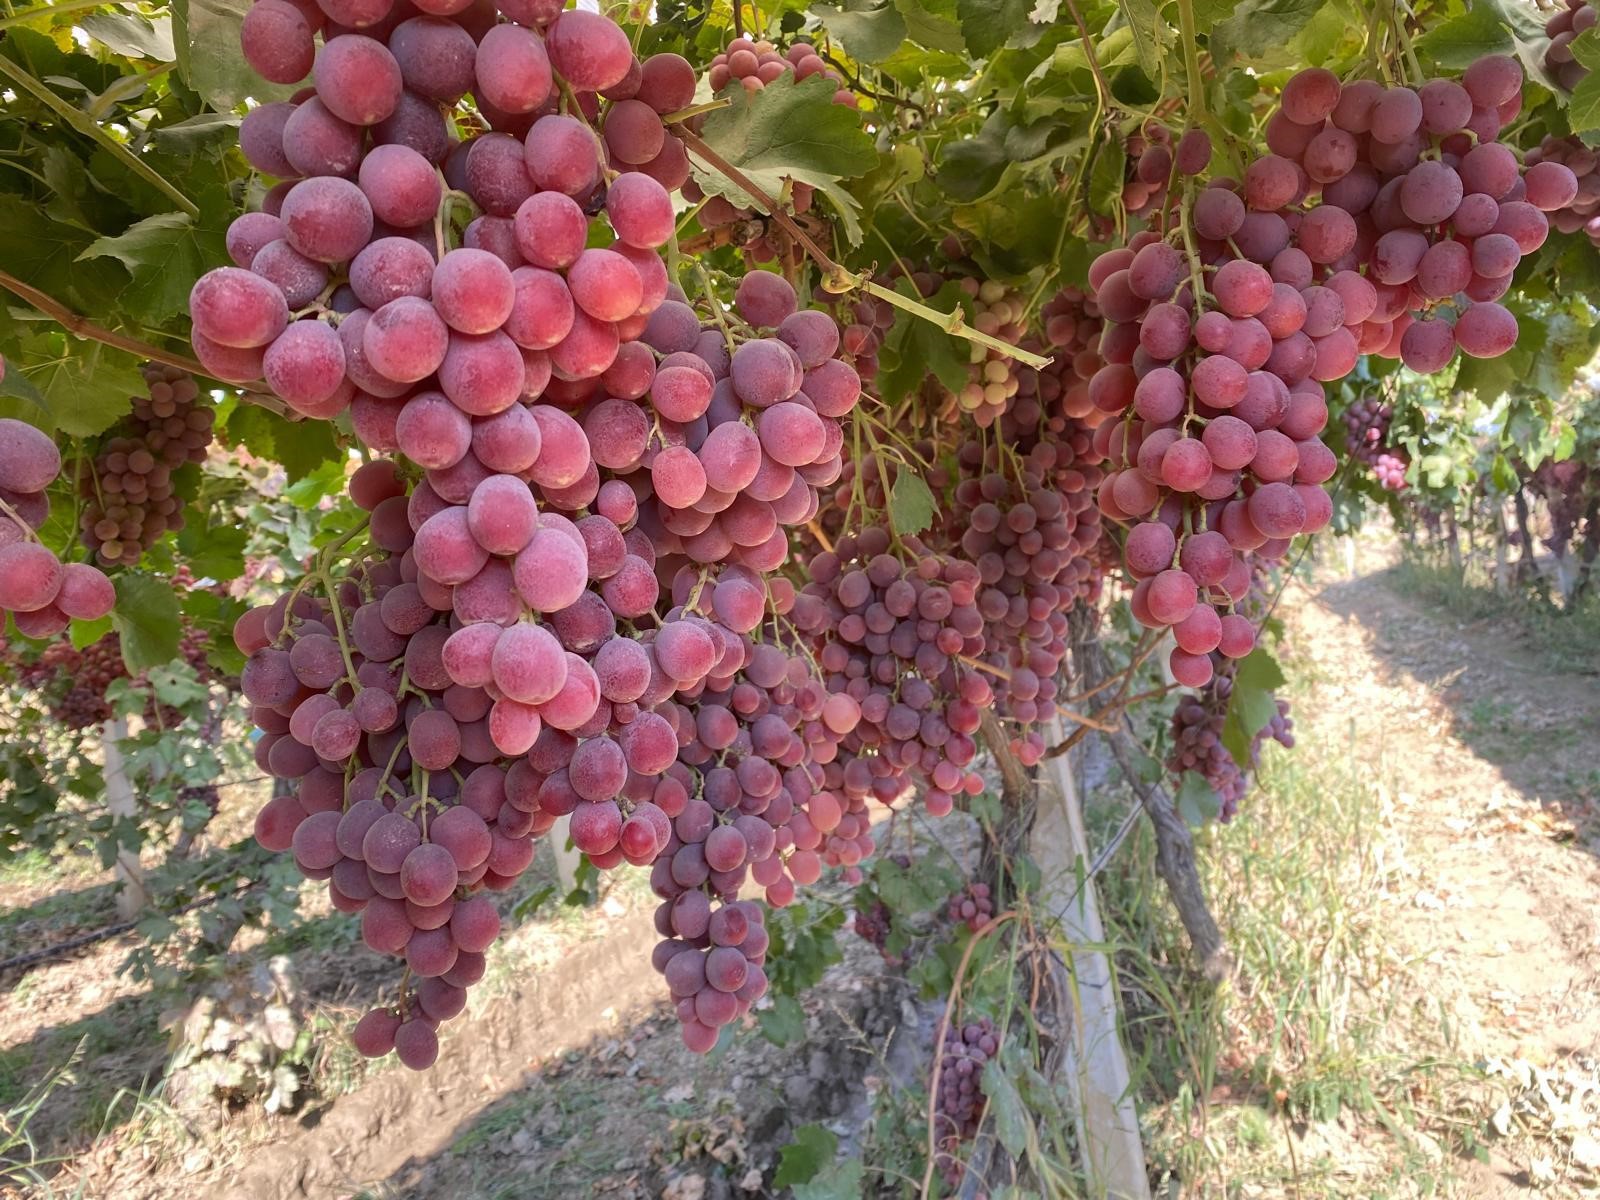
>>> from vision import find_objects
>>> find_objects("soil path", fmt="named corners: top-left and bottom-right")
top-left (1286, 547), bottom-right (1600, 1194)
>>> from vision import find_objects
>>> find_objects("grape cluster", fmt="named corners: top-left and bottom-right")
top-left (13, 624), bottom-right (214, 730)
top-left (78, 366), bottom-right (213, 568)
top-left (1543, 0), bottom-right (1596, 94)
top-left (1259, 59), bottom-right (1570, 369)
top-left (852, 897), bottom-right (896, 959)
top-left (1343, 396), bottom-right (1408, 491)
top-left (943, 455), bottom-right (1093, 762)
top-left (945, 880), bottom-right (993, 932)
top-left (680, 38), bottom-right (858, 266)
top-left (1121, 121), bottom-right (1209, 222)
top-left (1167, 675), bottom-right (1295, 820)
top-left (836, 292), bottom-right (897, 387)
top-left (198, 1), bottom-right (696, 400)
top-left (933, 1015), bottom-right (1000, 1187)
top-left (1525, 135), bottom-right (1600, 246)
top-left (1035, 285), bottom-right (1108, 424)
top-left (789, 527), bottom-right (991, 830)
top-left (706, 37), bottom-right (854, 107)
top-left (1089, 59), bottom-right (1561, 687)
top-left (0, 418), bottom-right (117, 639)
top-left (203, 0), bottom-right (893, 1064)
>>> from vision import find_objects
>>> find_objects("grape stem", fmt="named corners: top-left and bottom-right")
top-left (1062, 0), bottom-right (1113, 113)
top-left (919, 909), bottom-right (1018, 1200)
top-left (0, 56), bottom-right (196, 217)
top-left (0, 269), bottom-right (289, 415)
top-left (674, 127), bottom-right (1051, 369)
top-left (0, 0), bottom-right (106, 29)
top-left (805, 518), bottom-right (834, 553)
top-left (660, 98), bottom-right (732, 125)
top-left (0, 495), bottom-right (42, 545)
top-left (1176, 0), bottom-right (1207, 122)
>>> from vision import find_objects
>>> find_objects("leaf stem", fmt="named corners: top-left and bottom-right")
top-left (660, 97), bottom-right (732, 125)
top-left (1176, 0), bottom-right (1207, 122)
top-left (0, 56), bottom-right (197, 216)
top-left (0, 269), bottom-right (288, 413)
top-left (0, 0), bottom-right (105, 30)
top-left (676, 125), bottom-right (1049, 368)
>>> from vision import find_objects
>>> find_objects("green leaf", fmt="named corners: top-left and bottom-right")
top-left (219, 405), bottom-right (343, 481)
top-left (16, 341), bottom-right (148, 438)
top-left (936, 124), bottom-right (1012, 202)
top-left (176, 520), bottom-right (248, 582)
top-left (70, 616), bottom-right (114, 650)
top-left (810, 1), bottom-right (908, 62)
top-left (793, 1158), bottom-right (864, 1200)
top-left (1220, 647), bottom-right (1286, 764)
top-left (982, 1056), bottom-right (1030, 1157)
top-left (692, 73), bottom-right (877, 240)
top-left (1176, 770), bottom-right (1223, 826)
top-left (876, 856), bottom-right (960, 913)
top-left (1212, 0), bottom-right (1325, 63)
top-left (0, 359), bottom-right (50, 427)
top-left (0, 196), bottom-right (130, 317)
top-left (79, 12), bottom-right (176, 61)
top-left (1118, 0), bottom-right (1172, 80)
top-left (282, 458), bottom-right (349, 508)
top-left (774, 1124), bottom-right (838, 1188)
top-left (149, 111), bottom-right (243, 156)
top-left (957, 0), bottom-right (1031, 58)
top-left (756, 994), bottom-right (807, 1047)
top-left (111, 573), bottom-right (183, 673)
top-left (80, 212), bottom-right (227, 326)
top-left (176, 0), bottom-right (297, 109)
top-left (1415, 4), bottom-right (1514, 69)
top-left (894, 0), bottom-right (968, 53)
top-left (888, 471), bottom-right (936, 537)
top-left (1570, 70), bottom-right (1600, 135)
top-left (1089, 137), bottom-right (1127, 217)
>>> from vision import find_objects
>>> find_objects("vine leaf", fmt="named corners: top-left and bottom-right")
top-left (215, 402), bottom-right (343, 482)
top-left (876, 278), bottom-right (970, 405)
top-left (79, 13), bottom-right (176, 61)
top-left (112, 573), bottom-right (183, 674)
top-left (1210, 0), bottom-right (1325, 64)
top-left (690, 74), bottom-right (877, 245)
top-left (1117, 0), bottom-right (1173, 80)
top-left (809, 1), bottom-right (907, 63)
top-left (173, 0), bottom-right (296, 109)
top-left (0, 196), bottom-right (130, 317)
top-left (1570, 64), bottom-right (1600, 135)
top-left (773, 1124), bottom-right (838, 1189)
top-left (80, 212), bottom-right (227, 326)
top-left (982, 1056), bottom-right (1030, 1157)
top-left (894, 0), bottom-right (967, 54)
top-left (70, 616), bottom-right (114, 650)
top-left (1220, 647), bottom-right (1286, 764)
top-left (755, 994), bottom-right (807, 1047)
top-left (957, 0), bottom-right (1031, 59)
top-left (1415, 4), bottom-right (1515, 69)
top-left (889, 471), bottom-right (936, 538)
top-left (1176, 771), bottom-right (1223, 826)
top-left (792, 1158), bottom-right (864, 1200)
top-left (15, 339), bottom-right (149, 438)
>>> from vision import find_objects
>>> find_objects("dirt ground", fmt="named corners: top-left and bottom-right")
top-left (1275, 542), bottom-right (1600, 1196)
top-left (4, 537), bottom-right (1600, 1198)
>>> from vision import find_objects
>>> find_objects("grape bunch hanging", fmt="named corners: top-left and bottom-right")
top-left (1088, 57), bottom-right (1575, 686)
top-left (0, 419), bottom-right (118, 637)
top-left (78, 365), bottom-right (214, 569)
top-left (190, 0), bottom-right (935, 1063)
